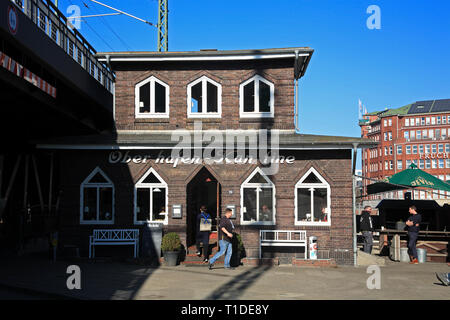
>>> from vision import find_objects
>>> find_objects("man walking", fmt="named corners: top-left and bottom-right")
top-left (360, 205), bottom-right (374, 254)
top-left (209, 208), bottom-right (234, 270)
top-left (406, 205), bottom-right (421, 264)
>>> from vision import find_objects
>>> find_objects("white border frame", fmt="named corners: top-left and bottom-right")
top-left (134, 167), bottom-right (169, 225)
top-left (135, 76), bottom-right (170, 118)
top-left (294, 167), bottom-right (331, 226)
top-left (80, 167), bottom-right (115, 225)
top-left (239, 75), bottom-right (275, 118)
top-left (240, 167), bottom-right (276, 226)
top-left (187, 76), bottom-right (222, 118)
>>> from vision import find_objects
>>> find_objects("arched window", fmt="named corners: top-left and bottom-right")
top-left (240, 168), bottom-right (275, 225)
top-left (80, 167), bottom-right (114, 224)
top-left (135, 76), bottom-right (170, 118)
top-left (295, 167), bottom-right (331, 226)
top-left (187, 76), bottom-right (222, 118)
top-left (134, 167), bottom-right (168, 224)
top-left (239, 75), bottom-right (274, 118)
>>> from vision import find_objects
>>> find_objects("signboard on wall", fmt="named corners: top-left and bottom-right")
top-left (7, 5), bottom-right (18, 35)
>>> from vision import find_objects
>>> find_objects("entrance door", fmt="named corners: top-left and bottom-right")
top-left (186, 167), bottom-right (221, 248)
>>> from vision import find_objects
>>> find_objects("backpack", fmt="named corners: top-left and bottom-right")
top-left (199, 213), bottom-right (212, 232)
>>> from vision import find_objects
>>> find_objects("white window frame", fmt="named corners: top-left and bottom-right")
top-left (239, 75), bottom-right (275, 118)
top-left (134, 167), bottom-right (169, 225)
top-left (80, 167), bottom-right (115, 225)
top-left (187, 76), bottom-right (222, 118)
top-left (240, 167), bottom-right (276, 226)
top-left (135, 76), bottom-right (170, 118)
top-left (294, 167), bottom-right (331, 226)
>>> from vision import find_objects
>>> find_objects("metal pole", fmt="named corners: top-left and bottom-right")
top-left (48, 153), bottom-right (54, 215)
top-left (216, 181), bottom-right (219, 250)
top-left (32, 155), bottom-right (45, 213)
top-left (352, 144), bottom-right (358, 266)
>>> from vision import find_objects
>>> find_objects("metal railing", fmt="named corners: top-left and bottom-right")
top-left (11, 0), bottom-right (114, 92)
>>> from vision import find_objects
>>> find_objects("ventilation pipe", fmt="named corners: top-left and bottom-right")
top-left (294, 50), bottom-right (301, 134)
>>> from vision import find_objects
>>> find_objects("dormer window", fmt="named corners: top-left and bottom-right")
top-left (135, 76), bottom-right (169, 118)
top-left (187, 76), bottom-right (222, 118)
top-left (240, 75), bottom-right (274, 118)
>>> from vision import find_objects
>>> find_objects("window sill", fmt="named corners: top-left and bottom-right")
top-left (134, 220), bottom-right (168, 226)
top-left (187, 114), bottom-right (222, 119)
top-left (295, 222), bottom-right (331, 227)
top-left (239, 113), bottom-right (274, 119)
top-left (80, 221), bottom-right (114, 225)
top-left (241, 221), bottom-right (275, 226)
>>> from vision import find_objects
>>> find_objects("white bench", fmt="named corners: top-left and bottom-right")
top-left (259, 230), bottom-right (307, 259)
top-left (89, 229), bottom-right (139, 258)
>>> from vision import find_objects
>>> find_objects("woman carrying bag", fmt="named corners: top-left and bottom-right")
top-left (196, 205), bottom-right (212, 262)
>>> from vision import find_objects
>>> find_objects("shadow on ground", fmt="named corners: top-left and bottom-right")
top-left (205, 265), bottom-right (272, 300)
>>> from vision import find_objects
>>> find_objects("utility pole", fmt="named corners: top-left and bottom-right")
top-left (157, 0), bottom-right (168, 52)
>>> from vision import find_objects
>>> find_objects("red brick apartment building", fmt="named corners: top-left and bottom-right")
top-left (359, 99), bottom-right (450, 200)
top-left (36, 48), bottom-right (375, 265)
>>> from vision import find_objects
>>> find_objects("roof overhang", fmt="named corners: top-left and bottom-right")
top-left (34, 130), bottom-right (378, 150)
top-left (96, 47), bottom-right (314, 80)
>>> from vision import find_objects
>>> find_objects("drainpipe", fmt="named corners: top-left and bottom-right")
top-left (352, 143), bottom-right (358, 266)
top-left (294, 50), bottom-right (301, 134)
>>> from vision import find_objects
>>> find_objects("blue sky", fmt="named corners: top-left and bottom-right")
top-left (60, 0), bottom-right (450, 140)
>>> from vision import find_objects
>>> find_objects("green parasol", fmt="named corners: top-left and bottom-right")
top-left (366, 163), bottom-right (450, 194)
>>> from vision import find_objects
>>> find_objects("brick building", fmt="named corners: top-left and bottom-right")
top-left (37, 47), bottom-right (375, 265)
top-left (359, 99), bottom-right (450, 200)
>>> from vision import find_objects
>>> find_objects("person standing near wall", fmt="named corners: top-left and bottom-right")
top-left (209, 208), bottom-right (234, 270)
top-left (406, 205), bottom-right (421, 264)
top-left (360, 205), bottom-right (374, 254)
top-left (196, 205), bottom-right (211, 263)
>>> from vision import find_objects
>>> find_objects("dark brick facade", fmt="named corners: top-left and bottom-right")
top-left (57, 149), bottom-right (354, 265)
top-left (114, 59), bottom-right (296, 131)
top-left (52, 52), bottom-right (357, 265)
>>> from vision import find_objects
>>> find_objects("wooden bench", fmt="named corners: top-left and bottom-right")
top-left (259, 230), bottom-right (307, 259)
top-left (89, 229), bottom-right (139, 258)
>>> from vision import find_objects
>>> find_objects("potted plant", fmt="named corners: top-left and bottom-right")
top-left (161, 232), bottom-right (182, 266)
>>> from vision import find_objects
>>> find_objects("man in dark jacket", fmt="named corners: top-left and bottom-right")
top-left (406, 205), bottom-right (421, 264)
top-left (195, 205), bottom-right (212, 263)
top-left (209, 208), bottom-right (234, 270)
top-left (360, 206), bottom-right (374, 254)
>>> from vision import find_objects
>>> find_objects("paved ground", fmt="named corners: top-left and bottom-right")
top-left (0, 253), bottom-right (449, 300)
